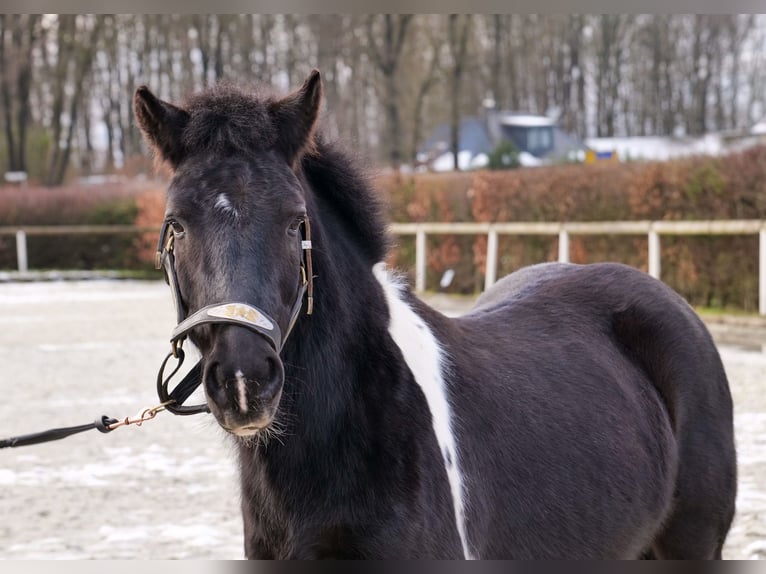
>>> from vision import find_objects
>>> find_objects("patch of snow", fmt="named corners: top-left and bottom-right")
top-left (519, 152), bottom-right (544, 167)
top-left (36, 339), bottom-right (165, 353)
top-left (584, 134), bottom-right (726, 162)
top-left (744, 539), bottom-right (766, 560)
top-left (98, 525), bottom-right (150, 543)
top-left (500, 114), bottom-right (554, 127)
top-left (0, 280), bottom-right (167, 305)
top-left (0, 447), bottom-right (234, 488)
top-left (470, 153), bottom-right (489, 169)
top-left (98, 521), bottom-right (225, 548)
top-left (431, 150), bottom-right (476, 172)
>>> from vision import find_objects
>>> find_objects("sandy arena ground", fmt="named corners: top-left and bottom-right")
top-left (0, 280), bottom-right (763, 559)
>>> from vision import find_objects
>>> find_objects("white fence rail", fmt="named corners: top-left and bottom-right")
top-left (389, 220), bottom-right (766, 316)
top-left (4, 221), bottom-right (766, 314)
top-left (0, 224), bottom-right (157, 276)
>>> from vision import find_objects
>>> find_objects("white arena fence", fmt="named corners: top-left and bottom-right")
top-left (3, 220), bottom-right (766, 315)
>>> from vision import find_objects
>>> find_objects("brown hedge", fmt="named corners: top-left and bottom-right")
top-left (379, 145), bottom-right (766, 311)
top-left (0, 182), bottom-right (154, 270)
top-left (3, 146), bottom-right (765, 311)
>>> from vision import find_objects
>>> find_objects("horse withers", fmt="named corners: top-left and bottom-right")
top-left (134, 70), bottom-right (736, 559)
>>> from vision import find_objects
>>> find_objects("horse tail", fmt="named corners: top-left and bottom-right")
top-left (607, 264), bottom-right (737, 559)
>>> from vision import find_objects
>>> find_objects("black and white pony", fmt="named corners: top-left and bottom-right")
top-left (134, 71), bottom-right (737, 559)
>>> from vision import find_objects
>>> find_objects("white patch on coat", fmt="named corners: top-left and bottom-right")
top-left (372, 262), bottom-right (475, 560)
top-left (235, 369), bottom-right (248, 413)
top-left (214, 194), bottom-right (238, 217)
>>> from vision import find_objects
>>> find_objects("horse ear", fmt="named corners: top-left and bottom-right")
top-left (269, 69), bottom-right (323, 165)
top-left (134, 85), bottom-right (190, 169)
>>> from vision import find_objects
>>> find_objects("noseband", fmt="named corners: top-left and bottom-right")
top-left (153, 217), bottom-right (314, 415)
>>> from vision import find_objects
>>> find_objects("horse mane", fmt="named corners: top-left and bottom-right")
top-left (299, 135), bottom-right (391, 265)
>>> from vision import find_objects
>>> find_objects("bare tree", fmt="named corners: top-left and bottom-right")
top-left (45, 15), bottom-right (103, 185)
top-left (594, 15), bottom-right (633, 137)
top-left (446, 14), bottom-right (471, 171)
top-left (406, 16), bottom-right (444, 164)
top-left (367, 15), bottom-right (413, 167)
top-left (561, 15), bottom-right (586, 136)
top-left (2, 14), bottom-right (766, 180)
top-left (0, 14), bottom-right (41, 173)
top-left (687, 15), bottom-right (722, 135)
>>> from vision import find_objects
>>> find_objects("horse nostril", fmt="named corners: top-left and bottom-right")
top-left (204, 361), bottom-right (227, 406)
top-left (256, 356), bottom-right (284, 403)
top-left (214, 362), bottom-right (226, 387)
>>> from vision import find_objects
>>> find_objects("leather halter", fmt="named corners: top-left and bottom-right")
top-left (153, 217), bottom-right (314, 415)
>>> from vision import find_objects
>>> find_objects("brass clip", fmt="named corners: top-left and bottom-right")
top-left (107, 400), bottom-right (174, 431)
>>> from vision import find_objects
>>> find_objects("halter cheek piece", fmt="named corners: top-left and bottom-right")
top-left (153, 217), bottom-right (314, 415)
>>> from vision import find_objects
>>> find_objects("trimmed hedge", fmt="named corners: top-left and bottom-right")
top-left (2, 145), bottom-right (766, 311)
top-left (0, 182), bottom-right (156, 270)
top-left (378, 145), bottom-right (766, 310)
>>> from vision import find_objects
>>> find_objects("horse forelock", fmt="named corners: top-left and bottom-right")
top-left (181, 83), bottom-right (280, 157)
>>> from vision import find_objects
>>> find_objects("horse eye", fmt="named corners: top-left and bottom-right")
top-left (168, 219), bottom-right (185, 237)
top-left (288, 215), bottom-right (305, 233)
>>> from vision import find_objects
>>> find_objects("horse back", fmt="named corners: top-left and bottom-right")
top-left (472, 262), bottom-right (734, 437)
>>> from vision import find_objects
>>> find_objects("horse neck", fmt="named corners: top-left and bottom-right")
top-left (275, 195), bottom-right (396, 444)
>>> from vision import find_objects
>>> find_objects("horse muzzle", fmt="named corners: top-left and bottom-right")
top-left (202, 325), bottom-right (285, 436)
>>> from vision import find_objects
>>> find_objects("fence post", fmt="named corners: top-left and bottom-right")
top-left (16, 230), bottom-right (28, 273)
top-left (648, 229), bottom-right (661, 280)
top-left (415, 226), bottom-right (426, 293)
top-left (760, 228), bottom-right (766, 316)
top-left (485, 227), bottom-right (499, 291)
top-left (558, 229), bottom-right (570, 263)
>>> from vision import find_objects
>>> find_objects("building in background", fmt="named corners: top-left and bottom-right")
top-left (418, 109), bottom-right (766, 171)
top-left (417, 110), bottom-right (588, 171)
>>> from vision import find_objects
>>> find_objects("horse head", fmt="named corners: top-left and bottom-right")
top-left (134, 71), bottom-right (322, 437)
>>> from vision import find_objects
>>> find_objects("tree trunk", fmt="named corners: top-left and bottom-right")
top-left (46, 15), bottom-right (103, 186)
top-left (193, 15), bottom-right (211, 87)
top-left (214, 15), bottom-right (225, 82)
top-left (506, 16), bottom-right (520, 111)
top-left (411, 37), bottom-right (441, 165)
top-left (367, 14), bottom-right (412, 168)
top-left (15, 15), bottom-right (39, 173)
top-left (448, 15), bottom-right (471, 171)
top-left (258, 15), bottom-right (274, 85)
top-left (595, 15), bottom-right (627, 137)
top-left (46, 15), bottom-right (75, 184)
top-left (311, 15), bottom-right (343, 139)
top-left (491, 15), bottom-right (503, 106)
top-left (562, 15), bottom-right (584, 135)
top-left (0, 15), bottom-right (19, 172)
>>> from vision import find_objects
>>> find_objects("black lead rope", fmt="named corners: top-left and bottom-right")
top-left (0, 352), bottom-right (207, 449)
top-left (0, 416), bottom-right (118, 449)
